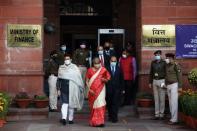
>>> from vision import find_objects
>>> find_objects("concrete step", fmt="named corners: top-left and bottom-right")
top-left (7, 107), bottom-right (49, 121)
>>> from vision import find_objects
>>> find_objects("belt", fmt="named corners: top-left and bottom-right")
top-left (50, 74), bottom-right (58, 77)
top-left (154, 77), bottom-right (165, 80)
top-left (166, 81), bottom-right (177, 84)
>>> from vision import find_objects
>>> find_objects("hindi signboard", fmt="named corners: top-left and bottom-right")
top-left (142, 25), bottom-right (175, 47)
top-left (176, 25), bottom-right (197, 58)
top-left (7, 24), bottom-right (42, 47)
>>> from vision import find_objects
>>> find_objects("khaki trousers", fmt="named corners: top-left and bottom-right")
top-left (48, 74), bottom-right (58, 110)
top-left (153, 79), bottom-right (166, 117)
top-left (167, 82), bottom-right (178, 122)
top-left (78, 66), bottom-right (88, 98)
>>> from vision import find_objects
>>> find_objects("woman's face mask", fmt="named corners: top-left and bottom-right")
top-left (94, 63), bottom-right (101, 69)
top-left (64, 59), bottom-right (71, 65)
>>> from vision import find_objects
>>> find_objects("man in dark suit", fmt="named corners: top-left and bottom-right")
top-left (94, 44), bottom-right (114, 67)
top-left (106, 56), bottom-right (124, 123)
top-left (104, 41), bottom-right (116, 58)
top-left (93, 46), bottom-right (108, 67)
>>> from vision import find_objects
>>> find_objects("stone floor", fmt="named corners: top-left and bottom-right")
top-left (0, 104), bottom-right (194, 131)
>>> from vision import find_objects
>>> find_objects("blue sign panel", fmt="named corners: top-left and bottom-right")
top-left (176, 25), bottom-right (197, 58)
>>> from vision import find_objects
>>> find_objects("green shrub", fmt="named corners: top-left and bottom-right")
top-left (34, 95), bottom-right (48, 100)
top-left (188, 68), bottom-right (197, 88)
top-left (15, 92), bottom-right (30, 99)
top-left (189, 94), bottom-right (197, 118)
top-left (179, 89), bottom-right (197, 118)
top-left (0, 92), bottom-right (11, 119)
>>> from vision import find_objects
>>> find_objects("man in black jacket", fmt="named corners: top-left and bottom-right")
top-left (106, 56), bottom-right (124, 123)
top-left (94, 43), bottom-right (115, 67)
top-left (149, 50), bottom-right (166, 120)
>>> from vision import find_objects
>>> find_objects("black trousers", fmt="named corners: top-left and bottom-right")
top-left (106, 88), bottom-right (120, 121)
top-left (123, 80), bottom-right (135, 105)
top-left (58, 78), bottom-right (69, 104)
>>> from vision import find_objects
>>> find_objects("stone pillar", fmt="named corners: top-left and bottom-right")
top-left (0, 0), bottom-right (44, 97)
top-left (44, 0), bottom-right (60, 59)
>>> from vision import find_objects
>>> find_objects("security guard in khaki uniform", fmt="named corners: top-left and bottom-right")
top-left (46, 50), bottom-right (64, 111)
top-left (165, 53), bottom-right (182, 125)
top-left (72, 42), bottom-right (89, 98)
top-left (149, 50), bottom-right (166, 120)
top-left (72, 42), bottom-right (89, 68)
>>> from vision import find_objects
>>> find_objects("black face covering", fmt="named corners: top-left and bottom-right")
top-left (105, 47), bottom-right (110, 50)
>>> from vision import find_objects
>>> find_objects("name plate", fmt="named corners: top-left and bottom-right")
top-left (7, 24), bottom-right (42, 47)
top-left (142, 25), bottom-right (175, 47)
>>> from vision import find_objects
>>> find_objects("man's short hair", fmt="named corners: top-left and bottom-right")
top-left (64, 53), bottom-right (72, 58)
top-left (165, 53), bottom-right (175, 59)
top-left (50, 50), bottom-right (57, 56)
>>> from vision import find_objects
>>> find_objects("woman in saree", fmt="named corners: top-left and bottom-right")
top-left (86, 57), bottom-right (111, 127)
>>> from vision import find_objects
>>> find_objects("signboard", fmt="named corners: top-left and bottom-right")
top-left (176, 25), bottom-right (197, 58)
top-left (142, 25), bottom-right (175, 47)
top-left (7, 24), bottom-right (42, 47)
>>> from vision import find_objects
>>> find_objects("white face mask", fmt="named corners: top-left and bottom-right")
top-left (165, 59), bottom-right (170, 64)
top-left (61, 46), bottom-right (66, 51)
top-left (155, 55), bottom-right (161, 60)
top-left (94, 64), bottom-right (101, 69)
top-left (98, 50), bottom-right (103, 55)
top-left (122, 54), bottom-right (127, 58)
top-left (64, 60), bottom-right (71, 65)
top-left (110, 62), bottom-right (117, 67)
top-left (80, 44), bottom-right (86, 49)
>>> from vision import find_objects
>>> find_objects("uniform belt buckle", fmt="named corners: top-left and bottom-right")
top-left (154, 77), bottom-right (164, 80)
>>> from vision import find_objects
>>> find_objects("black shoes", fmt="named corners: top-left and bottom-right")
top-left (49, 109), bottom-right (58, 112)
top-left (61, 119), bottom-right (66, 125)
top-left (108, 117), bottom-right (112, 121)
top-left (60, 119), bottom-right (74, 125)
top-left (152, 117), bottom-right (165, 120)
top-left (159, 117), bottom-right (165, 120)
top-left (108, 117), bottom-right (118, 123)
top-left (152, 117), bottom-right (160, 120)
top-left (69, 121), bottom-right (74, 124)
top-left (94, 124), bottom-right (105, 127)
top-left (112, 119), bottom-right (118, 123)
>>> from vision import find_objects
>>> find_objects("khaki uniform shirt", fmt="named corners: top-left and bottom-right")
top-left (165, 62), bottom-right (182, 88)
top-left (46, 59), bottom-right (59, 76)
top-left (72, 49), bottom-right (89, 67)
top-left (45, 52), bottom-right (64, 77)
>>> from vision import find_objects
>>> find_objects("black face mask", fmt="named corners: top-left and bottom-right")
top-left (105, 47), bottom-right (110, 50)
